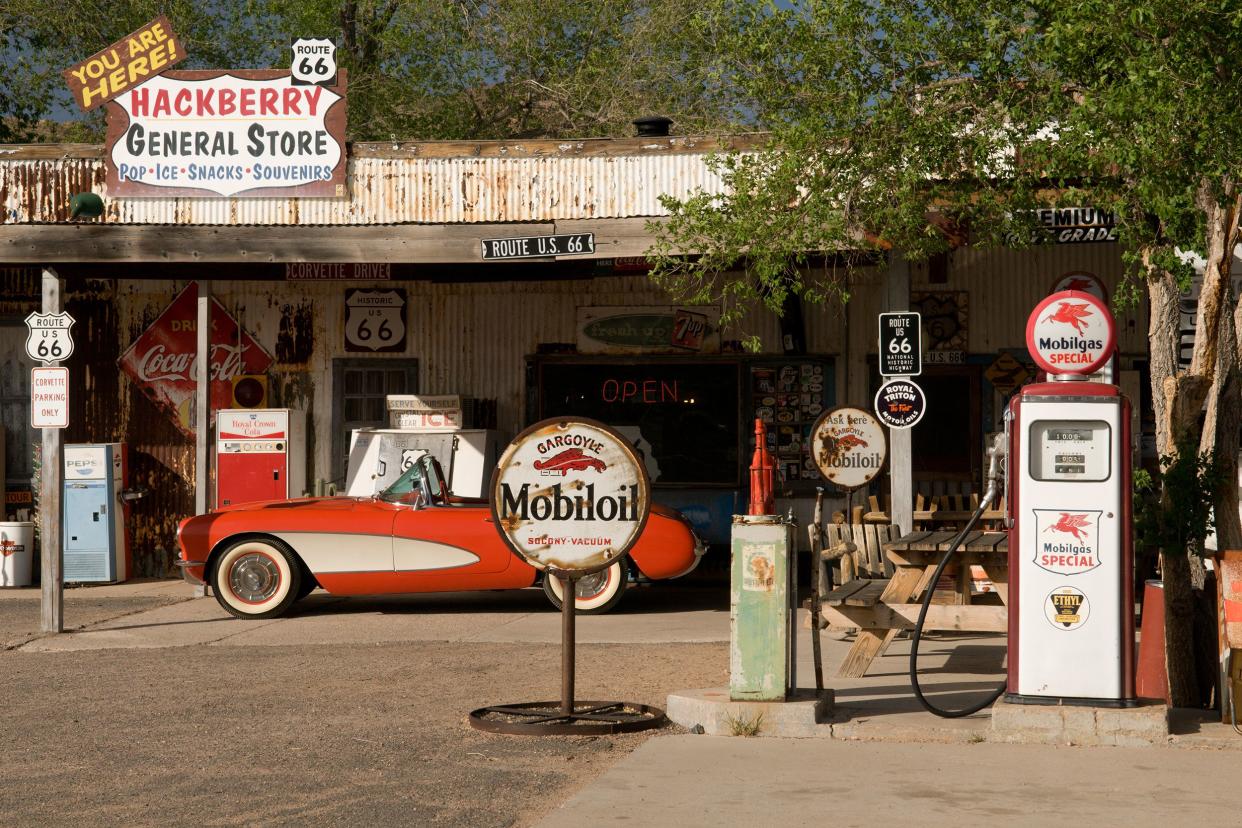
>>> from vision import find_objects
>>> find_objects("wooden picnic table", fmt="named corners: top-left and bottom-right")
top-left (818, 530), bottom-right (1010, 678)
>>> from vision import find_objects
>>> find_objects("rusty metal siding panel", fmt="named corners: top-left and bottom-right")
top-left (0, 155), bottom-right (731, 225)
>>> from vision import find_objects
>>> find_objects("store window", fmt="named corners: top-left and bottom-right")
top-left (537, 359), bottom-right (742, 486)
top-left (0, 320), bottom-right (35, 514)
top-left (331, 358), bottom-right (418, 483)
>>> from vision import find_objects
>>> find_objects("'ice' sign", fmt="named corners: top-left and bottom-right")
top-left (878, 312), bottom-right (921, 377)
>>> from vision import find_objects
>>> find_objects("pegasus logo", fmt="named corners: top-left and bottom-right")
top-left (1045, 513), bottom-right (1091, 542)
top-left (1042, 302), bottom-right (1094, 335)
top-left (533, 448), bottom-right (607, 476)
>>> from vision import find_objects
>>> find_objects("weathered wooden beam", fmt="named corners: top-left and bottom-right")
top-left (39, 268), bottom-right (63, 634)
top-left (0, 219), bottom-right (676, 263)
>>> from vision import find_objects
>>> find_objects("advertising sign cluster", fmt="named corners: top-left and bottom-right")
top-left (105, 69), bottom-right (347, 197)
top-left (117, 283), bottom-right (273, 435)
top-left (490, 418), bottom-right (651, 573)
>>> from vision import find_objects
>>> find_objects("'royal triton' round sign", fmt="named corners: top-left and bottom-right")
top-left (490, 417), bottom-right (651, 574)
top-left (1025, 289), bottom-right (1116, 376)
top-left (809, 406), bottom-right (887, 490)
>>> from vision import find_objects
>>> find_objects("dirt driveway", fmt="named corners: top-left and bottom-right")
top-left (0, 585), bottom-right (728, 827)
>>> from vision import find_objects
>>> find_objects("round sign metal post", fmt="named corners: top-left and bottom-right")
top-left (804, 406), bottom-right (887, 687)
top-left (469, 417), bottom-right (666, 735)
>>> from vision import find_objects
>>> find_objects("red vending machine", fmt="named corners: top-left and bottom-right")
top-left (215, 409), bottom-right (307, 507)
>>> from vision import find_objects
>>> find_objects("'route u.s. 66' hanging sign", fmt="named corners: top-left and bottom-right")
top-left (1026, 290), bottom-right (1115, 376)
top-left (490, 418), bottom-right (651, 574)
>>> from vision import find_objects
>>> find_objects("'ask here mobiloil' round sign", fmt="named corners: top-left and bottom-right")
top-left (490, 418), bottom-right (651, 575)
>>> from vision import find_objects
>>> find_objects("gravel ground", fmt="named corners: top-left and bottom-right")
top-left (0, 639), bottom-right (728, 827)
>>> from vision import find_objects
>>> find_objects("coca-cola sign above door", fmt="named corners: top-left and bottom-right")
top-left (118, 282), bottom-right (273, 435)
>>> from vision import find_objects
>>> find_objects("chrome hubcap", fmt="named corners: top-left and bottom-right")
top-left (575, 570), bottom-right (609, 599)
top-left (230, 553), bottom-right (280, 603)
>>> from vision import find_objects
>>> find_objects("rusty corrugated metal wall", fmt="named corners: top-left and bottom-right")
top-left (0, 155), bottom-right (731, 225)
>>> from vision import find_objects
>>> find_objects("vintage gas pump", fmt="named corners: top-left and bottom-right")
top-left (910, 290), bottom-right (1136, 716)
top-left (1005, 290), bottom-right (1136, 706)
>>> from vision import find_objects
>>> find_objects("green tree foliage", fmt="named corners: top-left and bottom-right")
top-left (0, 0), bottom-right (746, 141)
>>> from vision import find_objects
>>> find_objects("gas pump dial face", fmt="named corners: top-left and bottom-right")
top-left (1029, 420), bottom-right (1110, 481)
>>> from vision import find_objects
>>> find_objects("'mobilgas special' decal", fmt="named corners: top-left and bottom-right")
top-left (1045, 586), bottom-right (1090, 631)
top-left (1033, 509), bottom-right (1102, 575)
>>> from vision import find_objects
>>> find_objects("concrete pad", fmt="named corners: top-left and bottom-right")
top-left (20, 598), bottom-right (255, 651)
top-left (667, 687), bottom-right (833, 737)
top-left (535, 735), bottom-right (1242, 828)
top-left (992, 698), bottom-right (1170, 746)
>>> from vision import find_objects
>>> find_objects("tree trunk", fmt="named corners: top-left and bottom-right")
top-left (1149, 181), bottom-right (1241, 708)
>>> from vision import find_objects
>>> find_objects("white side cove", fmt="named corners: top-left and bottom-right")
top-left (272, 531), bottom-right (480, 573)
top-left (1016, 397), bottom-right (1125, 699)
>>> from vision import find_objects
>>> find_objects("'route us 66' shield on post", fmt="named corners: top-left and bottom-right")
top-left (24, 312), bottom-right (75, 363)
top-left (471, 417), bottom-right (665, 736)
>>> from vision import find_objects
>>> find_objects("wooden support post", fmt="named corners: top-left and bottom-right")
top-left (39, 269), bottom-right (63, 634)
top-left (885, 252), bottom-right (913, 534)
top-left (195, 281), bottom-right (210, 515)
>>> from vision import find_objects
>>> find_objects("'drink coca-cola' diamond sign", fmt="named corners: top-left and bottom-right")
top-left (118, 282), bottom-right (273, 435)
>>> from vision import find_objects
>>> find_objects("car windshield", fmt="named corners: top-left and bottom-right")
top-left (377, 457), bottom-right (445, 504)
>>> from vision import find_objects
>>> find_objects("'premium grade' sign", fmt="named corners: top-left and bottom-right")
top-left (105, 69), bottom-right (347, 197)
top-left (481, 234), bottom-right (594, 260)
top-left (490, 418), bottom-right (650, 573)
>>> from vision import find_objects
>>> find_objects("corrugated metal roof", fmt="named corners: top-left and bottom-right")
top-left (0, 144), bottom-right (746, 226)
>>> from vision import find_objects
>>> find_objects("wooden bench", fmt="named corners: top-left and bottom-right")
top-left (818, 523), bottom-right (903, 612)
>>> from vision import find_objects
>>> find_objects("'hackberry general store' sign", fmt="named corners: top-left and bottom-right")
top-left (105, 70), bottom-right (347, 197)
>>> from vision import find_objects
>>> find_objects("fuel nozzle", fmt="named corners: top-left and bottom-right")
top-left (982, 432), bottom-right (1007, 509)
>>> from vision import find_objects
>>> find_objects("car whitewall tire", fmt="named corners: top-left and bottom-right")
top-left (213, 538), bottom-right (302, 619)
top-left (542, 561), bottom-right (628, 614)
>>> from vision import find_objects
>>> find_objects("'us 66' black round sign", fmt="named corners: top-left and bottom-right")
top-left (874, 379), bottom-right (926, 429)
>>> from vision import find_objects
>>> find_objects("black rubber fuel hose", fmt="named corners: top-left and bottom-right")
top-left (908, 497), bottom-right (1007, 718)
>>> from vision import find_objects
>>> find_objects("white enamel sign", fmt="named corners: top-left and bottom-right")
top-left (1026, 290), bottom-right (1115, 376)
top-left (490, 418), bottom-right (651, 574)
top-left (809, 406), bottom-right (887, 489)
top-left (24, 312), bottom-right (75, 363)
top-left (31, 367), bottom-right (69, 429)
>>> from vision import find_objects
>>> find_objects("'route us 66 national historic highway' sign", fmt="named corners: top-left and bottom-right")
top-left (24, 312), bottom-right (76, 363)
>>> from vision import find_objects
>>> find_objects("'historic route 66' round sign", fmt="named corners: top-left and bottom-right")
top-left (490, 418), bottom-right (651, 574)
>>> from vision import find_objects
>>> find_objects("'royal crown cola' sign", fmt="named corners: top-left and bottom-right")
top-left (490, 418), bottom-right (651, 573)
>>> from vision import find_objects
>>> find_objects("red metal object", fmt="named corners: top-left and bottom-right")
top-left (749, 418), bottom-right (775, 516)
top-left (1135, 580), bottom-right (1170, 703)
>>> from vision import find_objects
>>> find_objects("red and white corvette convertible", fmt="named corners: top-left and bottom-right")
top-left (178, 453), bottom-right (704, 619)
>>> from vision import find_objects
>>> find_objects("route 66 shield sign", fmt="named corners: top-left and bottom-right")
top-left (344, 289), bottom-right (406, 353)
top-left (24, 311), bottom-right (75, 363)
top-left (290, 37), bottom-right (338, 86)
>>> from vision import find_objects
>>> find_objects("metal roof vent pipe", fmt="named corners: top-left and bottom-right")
top-left (633, 116), bottom-right (673, 137)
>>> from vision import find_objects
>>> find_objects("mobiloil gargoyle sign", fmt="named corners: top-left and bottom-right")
top-left (490, 418), bottom-right (651, 574)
